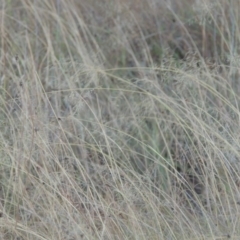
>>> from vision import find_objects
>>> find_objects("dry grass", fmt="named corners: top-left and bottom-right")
top-left (0, 0), bottom-right (240, 239)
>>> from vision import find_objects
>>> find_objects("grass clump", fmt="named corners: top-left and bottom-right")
top-left (0, 0), bottom-right (240, 239)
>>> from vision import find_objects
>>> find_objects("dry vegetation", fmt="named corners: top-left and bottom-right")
top-left (1, 0), bottom-right (240, 239)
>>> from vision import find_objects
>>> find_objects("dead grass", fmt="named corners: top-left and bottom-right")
top-left (0, 0), bottom-right (240, 239)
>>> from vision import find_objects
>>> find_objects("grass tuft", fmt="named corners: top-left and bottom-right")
top-left (0, 0), bottom-right (240, 239)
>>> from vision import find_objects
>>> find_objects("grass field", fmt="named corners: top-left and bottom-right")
top-left (0, 0), bottom-right (240, 239)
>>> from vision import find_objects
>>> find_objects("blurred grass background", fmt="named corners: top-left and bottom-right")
top-left (0, 0), bottom-right (240, 239)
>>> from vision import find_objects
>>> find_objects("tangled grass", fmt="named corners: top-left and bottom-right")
top-left (0, 0), bottom-right (240, 239)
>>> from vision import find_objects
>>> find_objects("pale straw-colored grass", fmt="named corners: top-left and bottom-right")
top-left (0, 0), bottom-right (240, 239)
